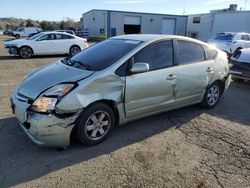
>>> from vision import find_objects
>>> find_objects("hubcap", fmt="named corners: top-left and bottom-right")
top-left (207, 85), bottom-right (220, 106)
top-left (20, 47), bottom-right (32, 58)
top-left (84, 111), bottom-right (111, 141)
top-left (70, 46), bottom-right (80, 55)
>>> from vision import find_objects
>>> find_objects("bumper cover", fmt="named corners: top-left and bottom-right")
top-left (5, 46), bottom-right (18, 55)
top-left (11, 91), bottom-right (78, 147)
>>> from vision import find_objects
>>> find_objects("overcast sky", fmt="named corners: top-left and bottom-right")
top-left (0, 0), bottom-right (249, 21)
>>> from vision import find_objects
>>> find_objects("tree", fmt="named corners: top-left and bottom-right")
top-left (60, 21), bottom-right (65, 30)
top-left (39, 21), bottom-right (54, 31)
top-left (26, 19), bottom-right (34, 27)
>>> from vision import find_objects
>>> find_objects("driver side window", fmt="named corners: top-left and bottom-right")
top-left (134, 40), bottom-right (173, 71)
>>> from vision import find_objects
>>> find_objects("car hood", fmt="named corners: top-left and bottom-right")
top-left (5, 39), bottom-right (26, 46)
top-left (17, 60), bottom-right (94, 100)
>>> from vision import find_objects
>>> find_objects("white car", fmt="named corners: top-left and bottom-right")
top-left (4, 32), bottom-right (88, 58)
top-left (208, 32), bottom-right (250, 55)
top-left (12, 27), bottom-right (43, 39)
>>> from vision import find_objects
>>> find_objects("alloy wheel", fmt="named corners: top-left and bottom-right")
top-left (19, 47), bottom-right (32, 58)
top-left (70, 46), bottom-right (80, 55)
top-left (84, 111), bottom-right (111, 141)
top-left (207, 85), bottom-right (220, 106)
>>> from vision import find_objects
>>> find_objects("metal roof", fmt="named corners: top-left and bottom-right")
top-left (82, 9), bottom-right (187, 18)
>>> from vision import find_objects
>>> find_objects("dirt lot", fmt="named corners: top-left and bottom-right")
top-left (0, 35), bottom-right (249, 188)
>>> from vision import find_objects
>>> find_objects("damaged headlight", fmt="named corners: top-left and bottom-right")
top-left (31, 83), bottom-right (75, 113)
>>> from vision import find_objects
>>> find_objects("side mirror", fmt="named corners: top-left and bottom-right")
top-left (130, 63), bottom-right (149, 74)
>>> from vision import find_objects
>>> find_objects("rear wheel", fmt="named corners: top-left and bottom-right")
top-left (19, 46), bottom-right (33, 58)
top-left (69, 45), bottom-right (81, 56)
top-left (75, 103), bottom-right (115, 146)
top-left (201, 82), bottom-right (222, 109)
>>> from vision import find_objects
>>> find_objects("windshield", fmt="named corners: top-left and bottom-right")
top-left (27, 32), bottom-right (44, 40)
top-left (212, 33), bottom-right (234, 41)
top-left (63, 39), bottom-right (143, 71)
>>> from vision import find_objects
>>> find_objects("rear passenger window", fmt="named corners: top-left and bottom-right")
top-left (134, 40), bottom-right (173, 71)
top-left (177, 40), bottom-right (205, 65)
top-left (56, 34), bottom-right (74, 40)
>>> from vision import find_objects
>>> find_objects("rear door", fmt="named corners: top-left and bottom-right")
top-left (174, 40), bottom-right (215, 106)
top-left (125, 40), bottom-right (177, 118)
top-left (54, 34), bottom-right (74, 54)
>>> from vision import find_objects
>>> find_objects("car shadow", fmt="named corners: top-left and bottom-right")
top-left (0, 105), bottom-right (204, 187)
top-left (0, 81), bottom-right (249, 187)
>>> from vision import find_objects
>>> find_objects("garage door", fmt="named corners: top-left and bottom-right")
top-left (162, 19), bottom-right (176, 35)
top-left (124, 16), bottom-right (141, 25)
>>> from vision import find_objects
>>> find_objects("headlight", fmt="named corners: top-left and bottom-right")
top-left (5, 44), bottom-right (17, 48)
top-left (31, 83), bottom-right (75, 113)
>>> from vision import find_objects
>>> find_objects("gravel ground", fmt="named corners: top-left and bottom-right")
top-left (0, 35), bottom-right (249, 188)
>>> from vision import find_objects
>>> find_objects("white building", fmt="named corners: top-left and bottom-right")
top-left (187, 4), bottom-right (250, 41)
top-left (82, 9), bottom-right (188, 38)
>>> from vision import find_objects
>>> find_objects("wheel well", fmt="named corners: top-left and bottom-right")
top-left (18, 45), bottom-right (34, 54)
top-left (234, 47), bottom-right (242, 53)
top-left (92, 100), bottom-right (120, 125)
top-left (70, 45), bottom-right (80, 50)
top-left (212, 80), bottom-right (225, 94)
top-left (70, 99), bottom-right (120, 144)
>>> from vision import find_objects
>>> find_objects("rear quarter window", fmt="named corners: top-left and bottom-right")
top-left (204, 45), bottom-right (217, 60)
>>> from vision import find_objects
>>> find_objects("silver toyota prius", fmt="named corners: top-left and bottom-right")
top-left (11, 34), bottom-right (231, 147)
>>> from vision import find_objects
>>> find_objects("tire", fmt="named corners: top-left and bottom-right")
top-left (69, 45), bottom-right (81, 56)
top-left (75, 103), bottom-right (115, 146)
top-left (15, 34), bottom-right (20, 39)
top-left (18, 46), bottom-right (33, 59)
top-left (200, 82), bottom-right (222, 109)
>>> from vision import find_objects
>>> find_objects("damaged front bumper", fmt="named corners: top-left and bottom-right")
top-left (11, 92), bottom-right (78, 147)
top-left (5, 46), bottom-right (18, 55)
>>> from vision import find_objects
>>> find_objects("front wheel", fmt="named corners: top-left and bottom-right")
top-left (201, 82), bottom-right (222, 109)
top-left (18, 46), bottom-right (33, 58)
top-left (75, 103), bottom-right (115, 146)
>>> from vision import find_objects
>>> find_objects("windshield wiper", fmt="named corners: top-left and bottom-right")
top-left (72, 60), bottom-right (92, 70)
top-left (61, 58), bottom-right (92, 71)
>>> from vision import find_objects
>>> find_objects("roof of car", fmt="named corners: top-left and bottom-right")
top-left (42, 31), bottom-right (74, 35)
top-left (113, 34), bottom-right (205, 44)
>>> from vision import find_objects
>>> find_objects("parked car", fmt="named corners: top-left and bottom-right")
top-left (208, 32), bottom-right (250, 55)
top-left (76, 29), bottom-right (89, 38)
top-left (230, 48), bottom-right (250, 80)
top-left (4, 31), bottom-right (88, 58)
top-left (55, 30), bottom-right (76, 35)
top-left (10, 35), bottom-right (231, 147)
top-left (3, 29), bottom-right (13, 35)
top-left (11, 27), bottom-right (43, 39)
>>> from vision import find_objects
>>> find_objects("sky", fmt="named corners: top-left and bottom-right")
top-left (0, 0), bottom-right (249, 21)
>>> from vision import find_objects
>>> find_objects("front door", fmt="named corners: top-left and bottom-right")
top-left (33, 34), bottom-right (56, 55)
top-left (125, 40), bottom-right (177, 118)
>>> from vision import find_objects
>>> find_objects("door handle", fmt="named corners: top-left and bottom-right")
top-left (166, 74), bottom-right (177, 81)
